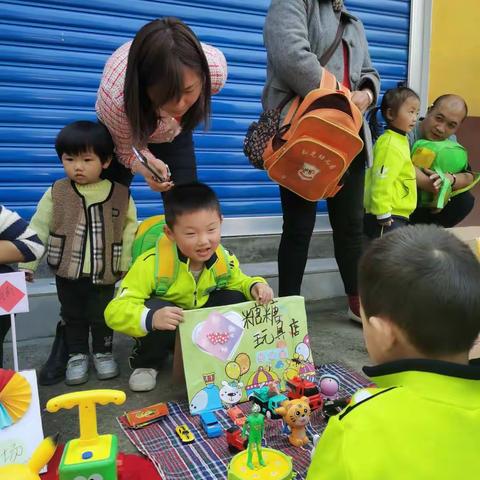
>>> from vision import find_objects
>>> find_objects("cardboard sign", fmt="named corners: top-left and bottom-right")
top-left (0, 369), bottom-right (45, 472)
top-left (448, 227), bottom-right (480, 360)
top-left (0, 272), bottom-right (29, 315)
top-left (179, 296), bottom-right (314, 415)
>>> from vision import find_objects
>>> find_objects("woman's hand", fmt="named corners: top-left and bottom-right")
top-left (351, 89), bottom-right (372, 114)
top-left (134, 155), bottom-right (174, 192)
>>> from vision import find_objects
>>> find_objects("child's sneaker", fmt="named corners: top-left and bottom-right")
top-left (129, 368), bottom-right (158, 392)
top-left (93, 352), bottom-right (119, 380)
top-left (65, 353), bottom-right (89, 385)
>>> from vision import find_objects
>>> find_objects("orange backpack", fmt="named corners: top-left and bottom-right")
top-left (263, 70), bottom-right (364, 201)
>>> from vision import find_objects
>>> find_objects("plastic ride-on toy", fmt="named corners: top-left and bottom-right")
top-left (46, 389), bottom-right (126, 480)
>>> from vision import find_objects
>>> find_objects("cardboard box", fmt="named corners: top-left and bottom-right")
top-left (448, 227), bottom-right (480, 359)
top-left (448, 226), bottom-right (480, 259)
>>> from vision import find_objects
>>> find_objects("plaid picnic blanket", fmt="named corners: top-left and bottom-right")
top-left (118, 363), bottom-right (373, 480)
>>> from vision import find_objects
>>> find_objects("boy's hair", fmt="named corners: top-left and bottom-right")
top-left (55, 121), bottom-right (114, 164)
top-left (359, 225), bottom-right (480, 356)
top-left (164, 182), bottom-right (221, 228)
top-left (367, 86), bottom-right (420, 141)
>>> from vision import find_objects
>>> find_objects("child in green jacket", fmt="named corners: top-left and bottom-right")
top-left (308, 225), bottom-right (480, 479)
top-left (364, 87), bottom-right (420, 238)
top-left (105, 182), bottom-right (274, 392)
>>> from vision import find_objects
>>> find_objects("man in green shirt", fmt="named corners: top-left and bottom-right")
top-left (409, 94), bottom-right (475, 226)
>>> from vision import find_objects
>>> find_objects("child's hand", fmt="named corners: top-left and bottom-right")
top-left (152, 306), bottom-right (184, 331)
top-left (20, 269), bottom-right (34, 282)
top-left (251, 283), bottom-right (274, 305)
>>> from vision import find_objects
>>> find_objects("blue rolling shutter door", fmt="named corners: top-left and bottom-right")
top-left (0, 0), bottom-right (410, 221)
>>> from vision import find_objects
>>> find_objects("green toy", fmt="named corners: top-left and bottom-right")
top-left (46, 389), bottom-right (126, 480)
top-left (412, 139), bottom-right (479, 209)
top-left (241, 403), bottom-right (265, 470)
top-left (228, 403), bottom-right (294, 479)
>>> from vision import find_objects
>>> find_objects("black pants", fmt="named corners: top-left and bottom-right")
top-left (56, 276), bottom-right (115, 355)
top-left (410, 191), bottom-right (475, 228)
top-left (278, 149), bottom-right (366, 296)
top-left (364, 214), bottom-right (410, 239)
top-left (0, 315), bottom-right (10, 368)
top-left (102, 129), bottom-right (197, 187)
top-left (129, 289), bottom-right (247, 370)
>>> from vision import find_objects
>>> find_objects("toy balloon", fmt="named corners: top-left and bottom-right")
top-left (225, 361), bottom-right (241, 380)
top-left (235, 353), bottom-right (251, 375)
top-left (295, 342), bottom-right (310, 361)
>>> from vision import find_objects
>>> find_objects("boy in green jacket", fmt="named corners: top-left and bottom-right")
top-left (364, 87), bottom-right (420, 239)
top-left (307, 224), bottom-right (480, 479)
top-left (105, 182), bottom-right (273, 392)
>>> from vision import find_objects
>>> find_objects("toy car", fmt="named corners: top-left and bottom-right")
top-left (248, 385), bottom-right (287, 420)
top-left (199, 411), bottom-right (223, 438)
top-left (176, 424), bottom-right (195, 443)
top-left (286, 376), bottom-right (323, 411)
top-left (227, 406), bottom-right (246, 426)
top-left (226, 425), bottom-right (248, 453)
top-left (125, 402), bottom-right (169, 429)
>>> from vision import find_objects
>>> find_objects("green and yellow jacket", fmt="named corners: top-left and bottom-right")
top-left (307, 359), bottom-right (480, 479)
top-left (105, 243), bottom-right (266, 338)
top-left (364, 128), bottom-right (417, 220)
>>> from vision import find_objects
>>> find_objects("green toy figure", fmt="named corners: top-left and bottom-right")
top-left (242, 403), bottom-right (266, 469)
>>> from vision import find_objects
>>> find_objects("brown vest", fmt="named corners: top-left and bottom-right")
top-left (47, 179), bottom-right (129, 284)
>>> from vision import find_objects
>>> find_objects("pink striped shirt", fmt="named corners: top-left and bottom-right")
top-left (96, 41), bottom-right (227, 168)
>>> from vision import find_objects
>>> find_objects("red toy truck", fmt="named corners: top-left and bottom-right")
top-left (226, 426), bottom-right (248, 453)
top-left (286, 376), bottom-right (323, 411)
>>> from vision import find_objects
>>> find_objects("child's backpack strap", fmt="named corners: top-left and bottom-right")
top-left (154, 233), bottom-right (180, 296)
top-left (154, 237), bottom-right (232, 296)
top-left (211, 245), bottom-right (231, 289)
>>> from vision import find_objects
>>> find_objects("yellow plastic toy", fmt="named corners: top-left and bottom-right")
top-left (0, 435), bottom-right (57, 480)
top-left (46, 389), bottom-right (126, 480)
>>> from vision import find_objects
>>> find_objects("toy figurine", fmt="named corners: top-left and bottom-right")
top-left (46, 389), bottom-right (126, 480)
top-left (241, 403), bottom-right (266, 469)
top-left (275, 396), bottom-right (311, 447)
top-left (0, 435), bottom-right (57, 480)
top-left (319, 373), bottom-right (340, 399)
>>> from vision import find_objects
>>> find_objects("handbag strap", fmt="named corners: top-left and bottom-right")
top-left (277, 11), bottom-right (348, 110)
top-left (319, 11), bottom-right (348, 66)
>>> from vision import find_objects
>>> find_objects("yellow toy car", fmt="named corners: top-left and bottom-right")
top-left (176, 424), bottom-right (195, 444)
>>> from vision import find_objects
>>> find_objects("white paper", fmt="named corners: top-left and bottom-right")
top-left (0, 272), bottom-right (29, 315)
top-left (0, 370), bottom-right (46, 472)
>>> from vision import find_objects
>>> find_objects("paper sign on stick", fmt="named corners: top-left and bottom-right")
top-left (0, 272), bottom-right (29, 315)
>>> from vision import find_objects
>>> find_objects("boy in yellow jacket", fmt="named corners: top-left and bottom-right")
top-left (105, 182), bottom-right (273, 391)
top-left (308, 225), bottom-right (480, 479)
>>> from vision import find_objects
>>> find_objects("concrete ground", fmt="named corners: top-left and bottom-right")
top-left (4, 296), bottom-right (369, 454)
